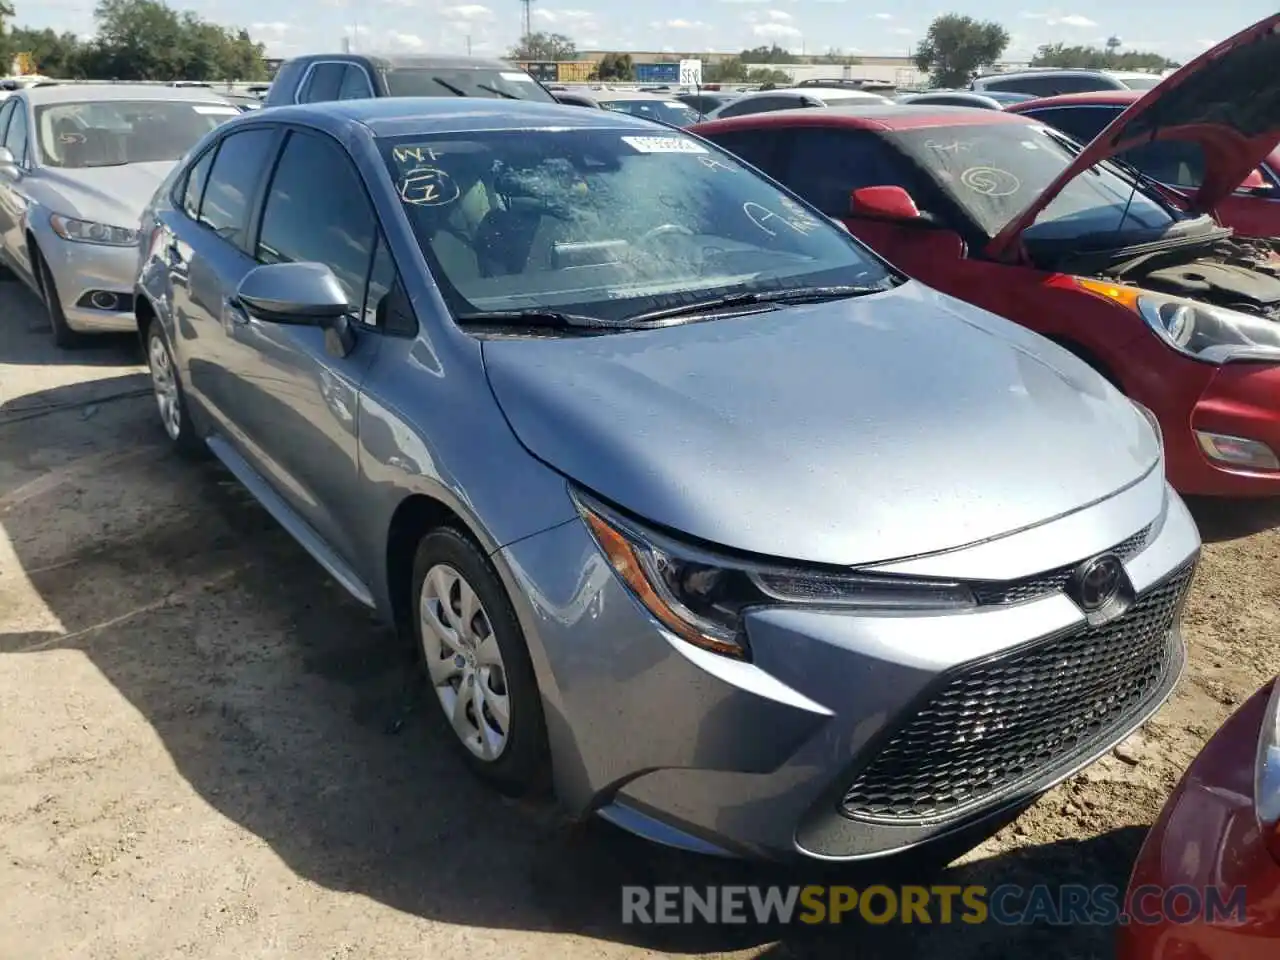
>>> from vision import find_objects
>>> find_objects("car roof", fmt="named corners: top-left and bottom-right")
top-left (294, 53), bottom-right (517, 71)
top-left (740, 87), bottom-right (886, 101)
top-left (1006, 90), bottom-right (1143, 110)
top-left (696, 102), bottom-right (1034, 132)
top-left (22, 83), bottom-right (231, 105)
top-left (266, 96), bottom-right (672, 137)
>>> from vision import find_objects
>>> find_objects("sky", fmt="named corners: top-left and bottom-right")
top-left (16, 0), bottom-right (1277, 65)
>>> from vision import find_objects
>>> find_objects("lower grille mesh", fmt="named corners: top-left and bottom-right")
top-left (840, 561), bottom-right (1194, 823)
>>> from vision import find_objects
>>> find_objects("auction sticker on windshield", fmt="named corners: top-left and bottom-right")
top-left (191, 105), bottom-right (239, 115)
top-left (621, 135), bottom-right (707, 154)
top-left (501, 72), bottom-right (535, 82)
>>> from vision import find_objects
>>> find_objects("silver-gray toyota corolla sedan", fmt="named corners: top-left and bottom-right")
top-left (134, 98), bottom-right (1201, 862)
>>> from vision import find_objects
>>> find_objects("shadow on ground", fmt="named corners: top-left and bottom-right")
top-left (0, 370), bottom-right (1164, 958)
top-left (0, 278), bottom-right (140, 369)
top-left (1186, 495), bottom-right (1280, 544)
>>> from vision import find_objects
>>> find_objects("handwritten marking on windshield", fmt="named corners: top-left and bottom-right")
top-left (399, 167), bottom-right (461, 206)
top-left (960, 166), bottom-right (1021, 197)
top-left (923, 139), bottom-right (971, 156)
top-left (744, 201), bottom-right (822, 236)
top-left (393, 145), bottom-right (442, 165)
top-left (697, 155), bottom-right (736, 173)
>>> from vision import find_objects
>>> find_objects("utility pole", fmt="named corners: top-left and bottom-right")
top-left (521, 0), bottom-right (533, 47)
top-left (466, 34), bottom-right (472, 55)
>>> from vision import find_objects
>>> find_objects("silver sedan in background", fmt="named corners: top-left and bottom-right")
top-left (0, 84), bottom-right (238, 346)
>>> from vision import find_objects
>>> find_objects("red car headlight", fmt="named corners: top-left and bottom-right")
top-left (1254, 676), bottom-right (1280, 863)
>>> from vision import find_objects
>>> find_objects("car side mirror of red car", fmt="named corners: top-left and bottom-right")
top-left (1239, 168), bottom-right (1274, 194)
top-left (850, 186), bottom-right (926, 223)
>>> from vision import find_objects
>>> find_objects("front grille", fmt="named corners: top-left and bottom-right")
top-left (971, 524), bottom-right (1151, 606)
top-left (840, 560), bottom-right (1194, 823)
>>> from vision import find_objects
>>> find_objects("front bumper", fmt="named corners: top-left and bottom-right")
top-left (497, 468), bottom-right (1201, 862)
top-left (1180, 361), bottom-right (1280, 496)
top-left (38, 232), bottom-right (138, 334)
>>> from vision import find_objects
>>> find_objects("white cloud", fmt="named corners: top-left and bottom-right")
top-left (872, 12), bottom-right (894, 19)
top-left (717, 0), bottom-right (770, 4)
top-left (443, 3), bottom-right (493, 20)
top-left (767, 9), bottom-right (793, 20)
top-left (752, 21), bottom-right (801, 39)
top-left (652, 18), bottom-right (707, 28)
top-left (533, 7), bottom-right (595, 24)
top-left (250, 21), bottom-right (289, 37)
top-left (385, 30), bottom-right (425, 49)
top-left (1020, 10), bottom-right (1097, 27)
top-left (889, 26), bottom-right (913, 35)
top-left (1053, 14), bottom-right (1096, 27)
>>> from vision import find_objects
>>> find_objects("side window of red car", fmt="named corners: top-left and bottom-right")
top-left (776, 128), bottom-right (924, 217)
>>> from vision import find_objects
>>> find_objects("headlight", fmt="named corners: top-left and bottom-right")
top-left (49, 213), bottom-right (140, 247)
top-left (572, 489), bottom-right (975, 660)
top-left (1076, 278), bottom-right (1280, 365)
top-left (1255, 676), bottom-right (1280, 864)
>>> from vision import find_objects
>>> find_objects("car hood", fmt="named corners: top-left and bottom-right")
top-left (482, 281), bottom-right (1160, 567)
top-left (31, 160), bottom-right (175, 229)
top-left (989, 13), bottom-right (1280, 260)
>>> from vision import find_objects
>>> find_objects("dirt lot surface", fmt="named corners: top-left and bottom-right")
top-left (3, 276), bottom-right (1280, 960)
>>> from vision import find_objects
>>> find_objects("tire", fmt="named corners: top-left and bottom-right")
top-left (411, 527), bottom-right (549, 795)
top-left (145, 321), bottom-right (205, 458)
top-left (33, 249), bottom-right (85, 349)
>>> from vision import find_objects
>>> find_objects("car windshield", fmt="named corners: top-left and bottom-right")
top-left (599, 99), bottom-right (700, 126)
top-left (384, 67), bottom-right (555, 102)
top-left (33, 99), bottom-right (237, 168)
top-left (379, 127), bottom-right (895, 324)
top-left (890, 122), bottom-right (1178, 238)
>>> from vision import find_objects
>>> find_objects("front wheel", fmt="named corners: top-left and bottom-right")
top-left (146, 322), bottom-right (205, 458)
top-left (33, 250), bottom-right (84, 349)
top-left (412, 527), bottom-right (550, 795)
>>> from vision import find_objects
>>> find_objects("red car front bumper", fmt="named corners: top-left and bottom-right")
top-left (1117, 680), bottom-right (1280, 959)
top-left (1126, 343), bottom-right (1280, 496)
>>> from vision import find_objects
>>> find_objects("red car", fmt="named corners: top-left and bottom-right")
top-left (1006, 91), bottom-right (1280, 240)
top-left (1116, 676), bottom-right (1280, 959)
top-left (691, 14), bottom-right (1280, 497)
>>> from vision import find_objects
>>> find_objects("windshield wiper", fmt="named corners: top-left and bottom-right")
top-left (624, 284), bottom-right (891, 323)
top-left (432, 77), bottom-right (469, 97)
top-left (476, 83), bottom-right (519, 100)
top-left (454, 309), bottom-right (620, 330)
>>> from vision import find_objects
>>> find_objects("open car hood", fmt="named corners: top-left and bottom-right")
top-left (988, 13), bottom-right (1280, 260)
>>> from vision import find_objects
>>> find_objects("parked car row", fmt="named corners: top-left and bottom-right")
top-left (0, 17), bottom-right (1277, 956)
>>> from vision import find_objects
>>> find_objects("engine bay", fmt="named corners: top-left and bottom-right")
top-left (1104, 236), bottom-right (1280, 319)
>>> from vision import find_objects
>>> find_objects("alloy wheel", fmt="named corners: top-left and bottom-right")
top-left (418, 563), bottom-right (511, 761)
top-left (147, 332), bottom-right (182, 441)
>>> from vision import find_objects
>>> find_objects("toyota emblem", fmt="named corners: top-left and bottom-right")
top-left (1074, 554), bottom-right (1125, 612)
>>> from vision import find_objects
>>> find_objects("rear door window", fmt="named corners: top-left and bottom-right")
top-left (199, 127), bottom-right (277, 251)
top-left (181, 145), bottom-right (217, 219)
top-left (337, 65), bottom-right (375, 100)
top-left (298, 62), bottom-right (346, 103)
top-left (701, 129), bottom-right (783, 176)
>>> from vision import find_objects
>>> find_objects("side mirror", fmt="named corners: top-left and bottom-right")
top-left (0, 146), bottom-right (16, 170)
top-left (235, 262), bottom-right (351, 324)
top-left (850, 185), bottom-right (925, 222)
top-left (1239, 168), bottom-right (1274, 194)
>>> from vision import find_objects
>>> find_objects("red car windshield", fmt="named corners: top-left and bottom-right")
top-left (891, 122), bottom-right (1178, 239)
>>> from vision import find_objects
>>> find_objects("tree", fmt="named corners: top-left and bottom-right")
top-left (8, 27), bottom-right (83, 77)
top-left (913, 14), bottom-right (1009, 88)
top-left (509, 31), bottom-right (576, 61)
top-left (595, 52), bottom-right (632, 81)
top-left (703, 56), bottom-right (790, 85)
top-left (1030, 42), bottom-right (1176, 71)
top-left (740, 44), bottom-right (796, 64)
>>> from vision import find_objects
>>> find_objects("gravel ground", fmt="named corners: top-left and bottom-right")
top-left (2, 276), bottom-right (1279, 960)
